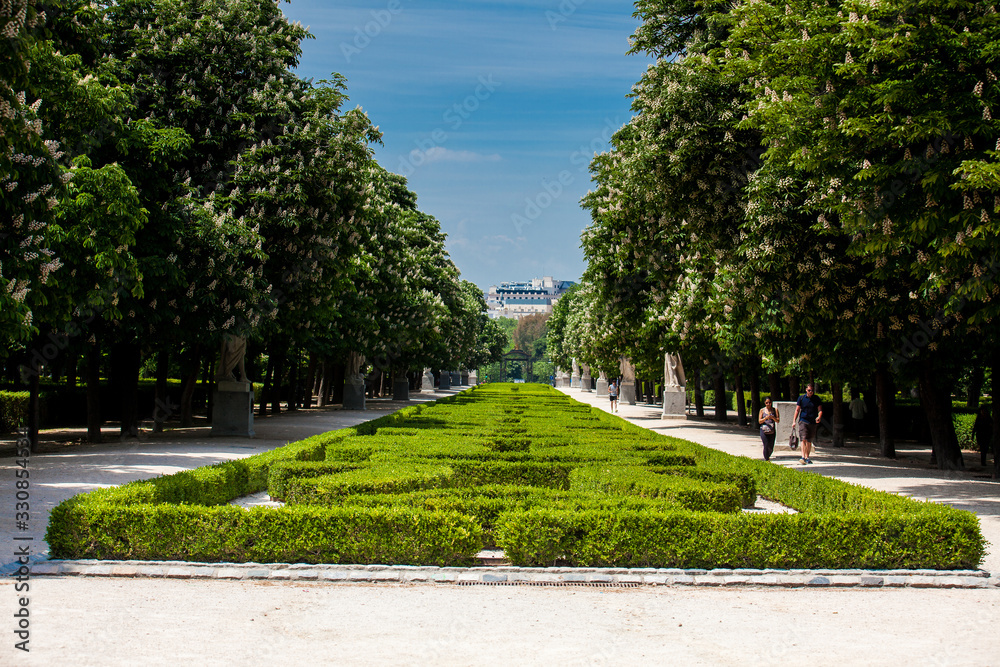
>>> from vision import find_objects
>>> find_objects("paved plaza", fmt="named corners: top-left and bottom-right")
top-left (2, 386), bottom-right (998, 665)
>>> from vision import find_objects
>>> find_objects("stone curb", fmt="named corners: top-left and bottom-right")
top-left (11, 560), bottom-right (999, 589)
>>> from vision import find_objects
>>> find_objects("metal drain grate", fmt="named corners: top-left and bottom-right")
top-left (457, 580), bottom-right (641, 588)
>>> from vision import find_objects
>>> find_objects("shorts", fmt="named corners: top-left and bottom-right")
top-left (609, 394), bottom-right (618, 402)
top-left (797, 421), bottom-right (817, 443)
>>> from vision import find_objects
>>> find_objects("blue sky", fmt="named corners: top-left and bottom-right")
top-left (280, 0), bottom-right (652, 292)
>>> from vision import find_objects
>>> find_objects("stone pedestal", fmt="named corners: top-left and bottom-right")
top-left (570, 363), bottom-right (581, 388)
top-left (581, 365), bottom-right (593, 392)
top-left (662, 389), bottom-right (686, 419)
top-left (461, 371), bottom-right (470, 385)
top-left (468, 370), bottom-right (478, 386)
top-left (619, 381), bottom-right (637, 405)
top-left (439, 371), bottom-right (451, 390)
top-left (595, 372), bottom-right (609, 396)
top-left (211, 382), bottom-right (254, 437)
top-left (422, 368), bottom-right (435, 391)
top-left (775, 401), bottom-right (797, 447)
top-left (451, 371), bottom-right (462, 386)
top-left (393, 377), bottom-right (410, 401)
top-left (343, 382), bottom-right (366, 410)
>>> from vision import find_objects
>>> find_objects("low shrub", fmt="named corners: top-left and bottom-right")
top-left (0, 391), bottom-right (28, 432)
top-left (48, 502), bottom-right (481, 565)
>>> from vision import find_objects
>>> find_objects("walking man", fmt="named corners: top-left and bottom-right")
top-left (792, 383), bottom-right (823, 464)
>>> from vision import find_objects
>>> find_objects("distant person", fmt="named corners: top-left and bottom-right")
top-left (848, 391), bottom-right (867, 437)
top-left (758, 396), bottom-right (779, 461)
top-left (974, 405), bottom-right (993, 466)
top-left (792, 383), bottom-right (823, 464)
top-left (609, 380), bottom-right (619, 414)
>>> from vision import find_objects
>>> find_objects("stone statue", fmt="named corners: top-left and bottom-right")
top-left (215, 334), bottom-right (248, 383)
top-left (619, 356), bottom-right (636, 382)
top-left (664, 353), bottom-right (686, 388)
top-left (346, 351), bottom-right (366, 386)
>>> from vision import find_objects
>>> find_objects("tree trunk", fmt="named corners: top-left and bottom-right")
top-left (788, 376), bottom-right (800, 401)
top-left (179, 345), bottom-right (200, 428)
top-left (875, 363), bottom-right (895, 458)
top-left (749, 357), bottom-right (762, 428)
top-left (992, 350), bottom-right (1000, 479)
top-left (111, 340), bottom-right (141, 438)
top-left (735, 372), bottom-right (747, 427)
top-left (27, 367), bottom-right (40, 453)
top-left (303, 353), bottom-right (318, 409)
top-left (202, 353), bottom-right (213, 421)
top-left (287, 346), bottom-right (299, 412)
top-left (967, 364), bottom-right (984, 410)
top-left (831, 381), bottom-right (845, 447)
top-left (331, 363), bottom-right (345, 404)
top-left (259, 353), bottom-right (274, 417)
top-left (317, 358), bottom-right (330, 407)
top-left (917, 355), bottom-right (963, 470)
top-left (769, 372), bottom-right (782, 402)
top-left (85, 342), bottom-right (102, 443)
top-left (713, 371), bottom-right (727, 422)
top-left (153, 349), bottom-right (170, 433)
top-left (270, 343), bottom-right (286, 415)
top-left (693, 367), bottom-right (704, 418)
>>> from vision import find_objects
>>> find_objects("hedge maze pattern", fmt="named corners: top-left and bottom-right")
top-left (48, 384), bottom-right (984, 569)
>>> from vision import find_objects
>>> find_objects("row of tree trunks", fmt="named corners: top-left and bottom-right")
top-left (86, 342), bottom-right (102, 443)
top-left (153, 350), bottom-right (169, 433)
top-left (831, 381), bottom-right (845, 448)
top-left (917, 355), bottom-right (964, 470)
top-left (734, 372), bottom-right (747, 427)
top-left (993, 351), bottom-right (1000, 480)
top-left (713, 371), bottom-right (727, 422)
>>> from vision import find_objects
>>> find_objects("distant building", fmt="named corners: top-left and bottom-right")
top-left (485, 276), bottom-right (575, 320)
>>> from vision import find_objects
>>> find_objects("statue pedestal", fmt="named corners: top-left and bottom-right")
top-left (620, 381), bottom-right (637, 405)
top-left (595, 377), bottom-right (609, 396)
top-left (211, 382), bottom-right (254, 438)
top-left (662, 389), bottom-right (686, 419)
top-left (451, 371), bottom-right (462, 387)
top-left (343, 382), bottom-right (366, 410)
top-left (422, 368), bottom-right (435, 392)
top-left (468, 370), bottom-right (478, 386)
top-left (393, 377), bottom-right (410, 401)
top-left (439, 372), bottom-right (451, 390)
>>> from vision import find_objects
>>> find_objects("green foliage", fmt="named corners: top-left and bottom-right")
top-left (955, 413), bottom-right (977, 449)
top-left (0, 391), bottom-right (29, 432)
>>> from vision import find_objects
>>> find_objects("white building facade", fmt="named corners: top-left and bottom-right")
top-left (485, 276), bottom-right (574, 320)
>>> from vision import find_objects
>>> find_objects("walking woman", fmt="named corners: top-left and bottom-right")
top-left (758, 397), bottom-right (779, 461)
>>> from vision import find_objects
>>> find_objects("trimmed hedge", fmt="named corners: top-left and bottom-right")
top-left (0, 391), bottom-right (28, 433)
top-left (46, 382), bottom-right (985, 569)
top-left (496, 507), bottom-right (982, 569)
top-left (48, 503), bottom-right (481, 565)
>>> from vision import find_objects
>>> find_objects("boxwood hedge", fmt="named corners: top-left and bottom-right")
top-left (46, 383), bottom-right (985, 569)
